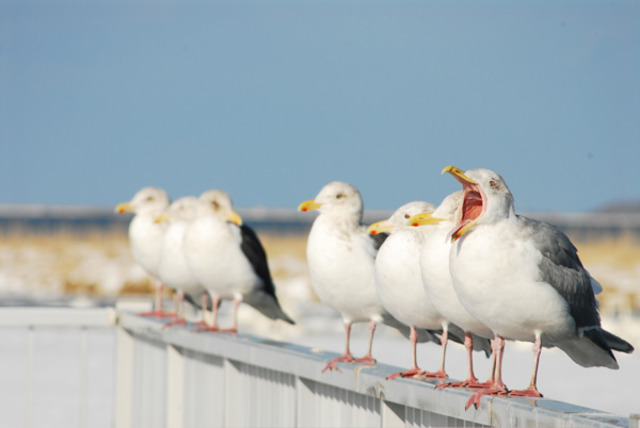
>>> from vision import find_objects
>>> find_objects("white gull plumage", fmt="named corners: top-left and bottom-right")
top-left (410, 191), bottom-right (493, 388)
top-left (183, 189), bottom-right (294, 333)
top-left (444, 166), bottom-right (634, 409)
top-left (299, 181), bottom-right (431, 372)
top-left (116, 186), bottom-right (172, 318)
top-left (156, 196), bottom-right (207, 327)
top-left (369, 201), bottom-right (467, 380)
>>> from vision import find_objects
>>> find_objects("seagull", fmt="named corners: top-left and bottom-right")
top-left (155, 196), bottom-right (208, 328)
top-left (299, 181), bottom-right (434, 372)
top-left (183, 189), bottom-right (294, 333)
top-left (443, 166), bottom-right (634, 409)
top-left (116, 186), bottom-right (172, 318)
top-left (409, 191), bottom-right (493, 388)
top-left (369, 201), bottom-right (468, 380)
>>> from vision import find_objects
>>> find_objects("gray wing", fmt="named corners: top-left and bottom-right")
top-left (519, 215), bottom-right (601, 331)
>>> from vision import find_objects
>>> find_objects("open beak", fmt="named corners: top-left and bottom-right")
top-left (408, 212), bottom-right (442, 227)
top-left (442, 166), bottom-right (480, 241)
top-left (442, 165), bottom-right (477, 185)
top-left (298, 199), bottom-right (322, 212)
top-left (367, 220), bottom-right (393, 235)
top-left (115, 202), bottom-right (134, 214)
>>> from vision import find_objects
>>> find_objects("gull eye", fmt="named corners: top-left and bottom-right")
top-left (210, 200), bottom-right (220, 210)
top-left (336, 193), bottom-right (346, 200)
top-left (489, 180), bottom-right (498, 188)
top-left (404, 214), bottom-right (411, 219)
top-left (146, 196), bottom-right (155, 201)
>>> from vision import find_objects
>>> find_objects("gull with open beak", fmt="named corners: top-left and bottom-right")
top-left (444, 166), bottom-right (633, 410)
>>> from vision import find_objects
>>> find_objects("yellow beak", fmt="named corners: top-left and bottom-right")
top-left (367, 220), bottom-right (393, 235)
top-left (442, 165), bottom-right (478, 185)
top-left (226, 210), bottom-right (243, 226)
top-left (451, 220), bottom-right (477, 241)
top-left (154, 213), bottom-right (170, 224)
top-left (115, 202), bottom-right (134, 214)
top-left (407, 212), bottom-right (442, 227)
top-left (298, 199), bottom-right (322, 212)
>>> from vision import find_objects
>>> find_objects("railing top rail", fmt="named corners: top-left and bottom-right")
top-left (0, 307), bottom-right (117, 327)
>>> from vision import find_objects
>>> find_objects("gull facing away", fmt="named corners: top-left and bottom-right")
top-left (299, 181), bottom-right (435, 372)
top-left (409, 191), bottom-right (493, 389)
top-left (116, 186), bottom-right (172, 318)
top-left (155, 196), bottom-right (208, 328)
top-left (369, 201), bottom-right (468, 380)
top-left (444, 166), bottom-right (634, 409)
top-left (183, 189), bottom-right (294, 333)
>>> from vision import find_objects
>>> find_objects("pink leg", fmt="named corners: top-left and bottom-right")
top-left (465, 336), bottom-right (509, 410)
top-left (163, 290), bottom-right (187, 328)
top-left (508, 332), bottom-right (543, 398)
top-left (322, 321), bottom-right (355, 372)
top-left (196, 295), bottom-right (221, 332)
top-left (190, 294), bottom-right (210, 329)
top-left (437, 332), bottom-right (483, 389)
top-left (387, 326), bottom-right (425, 380)
top-left (139, 282), bottom-right (174, 318)
top-left (423, 327), bottom-right (448, 379)
top-left (353, 319), bottom-right (377, 366)
top-left (219, 297), bottom-right (240, 334)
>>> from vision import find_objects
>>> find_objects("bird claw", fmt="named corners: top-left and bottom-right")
top-left (508, 386), bottom-right (543, 398)
top-left (423, 369), bottom-right (448, 379)
top-left (162, 318), bottom-right (187, 329)
top-left (322, 354), bottom-right (355, 373)
top-left (465, 386), bottom-right (509, 410)
top-left (138, 309), bottom-right (176, 319)
top-left (386, 368), bottom-right (425, 380)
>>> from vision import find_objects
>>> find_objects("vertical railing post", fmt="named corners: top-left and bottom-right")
top-left (166, 345), bottom-right (185, 428)
top-left (114, 325), bottom-right (135, 428)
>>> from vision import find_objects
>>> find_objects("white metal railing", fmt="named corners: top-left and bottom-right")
top-left (0, 307), bottom-right (117, 428)
top-left (115, 311), bottom-right (633, 428)
top-left (0, 307), bottom-right (636, 428)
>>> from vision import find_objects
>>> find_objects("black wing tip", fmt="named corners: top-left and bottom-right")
top-left (584, 328), bottom-right (635, 362)
top-left (601, 329), bottom-right (635, 354)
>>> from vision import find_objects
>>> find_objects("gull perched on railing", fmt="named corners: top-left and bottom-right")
top-left (183, 189), bottom-right (294, 334)
top-left (409, 191), bottom-right (493, 389)
top-left (299, 181), bottom-right (435, 372)
top-left (368, 201), bottom-right (468, 380)
top-left (155, 196), bottom-right (208, 328)
top-left (116, 186), bottom-right (172, 318)
top-left (443, 166), bottom-right (634, 410)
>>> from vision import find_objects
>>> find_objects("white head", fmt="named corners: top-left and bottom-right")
top-left (156, 196), bottom-right (199, 223)
top-left (116, 186), bottom-right (170, 215)
top-left (443, 166), bottom-right (515, 240)
top-left (196, 189), bottom-right (242, 225)
top-left (368, 201), bottom-right (434, 235)
top-left (298, 181), bottom-right (364, 222)
top-left (432, 191), bottom-right (464, 223)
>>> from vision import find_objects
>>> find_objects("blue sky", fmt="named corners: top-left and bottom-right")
top-left (1, 0), bottom-right (639, 212)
